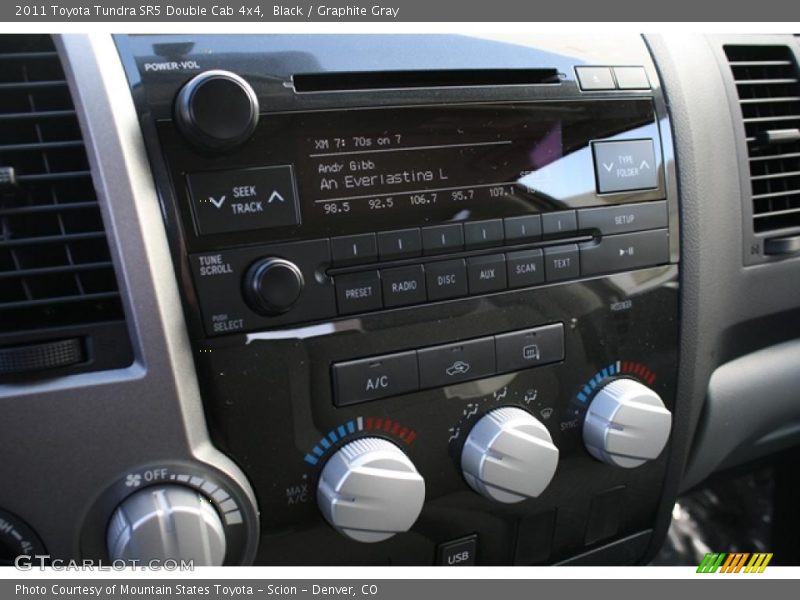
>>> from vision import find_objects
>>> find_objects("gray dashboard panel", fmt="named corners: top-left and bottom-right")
top-left (0, 34), bottom-right (258, 560)
top-left (647, 34), bottom-right (800, 492)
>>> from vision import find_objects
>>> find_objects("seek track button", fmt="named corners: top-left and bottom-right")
top-left (187, 165), bottom-right (300, 235)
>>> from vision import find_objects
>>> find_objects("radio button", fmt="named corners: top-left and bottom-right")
top-left (335, 271), bottom-right (383, 315)
top-left (495, 323), bottom-right (565, 374)
top-left (378, 228), bottom-right (422, 260)
top-left (579, 228), bottom-right (669, 276)
top-left (577, 200), bottom-right (667, 235)
top-left (593, 139), bottom-right (658, 193)
top-left (381, 265), bottom-right (426, 308)
top-left (426, 259), bottom-right (467, 301)
top-left (331, 233), bottom-right (378, 266)
top-left (504, 215), bottom-right (542, 243)
top-left (467, 254), bottom-right (507, 294)
top-left (422, 224), bottom-right (464, 255)
top-left (418, 337), bottom-right (496, 389)
top-left (464, 219), bottom-right (504, 249)
top-left (186, 166), bottom-right (300, 236)
top-left (544, 244), bottom-right (580, 282)
top-left (332, 351), bottom-right (420, 406)
top-left (542, 210), bottom-right (577, 237)
top-left (506, 249), bottom-right (544, 288)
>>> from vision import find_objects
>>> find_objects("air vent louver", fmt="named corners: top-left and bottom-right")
top-left (0, 34), bottom-right (125, 336)
top-left (725, 45), bottom-right (800, 234)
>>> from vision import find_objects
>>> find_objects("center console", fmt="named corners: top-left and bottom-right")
top-left (111, 34), bottom-right (680, 565)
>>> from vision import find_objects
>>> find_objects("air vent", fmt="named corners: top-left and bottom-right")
top-left (0, 34), bottom-right (132, 378)
top-left (724, 45), bottom-right (800, 235)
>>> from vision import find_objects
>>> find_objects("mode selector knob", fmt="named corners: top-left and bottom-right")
top-left (175, 70), bottom-right (259, 152)
top-left (317, 438), bottom-right (425, 543)
top-left (583, 378), bottom-right (672, 468)
top-left (107, 485), bottom-right (226, 566)
top-left (461, 406), bottom-right (559, 504)
top-left (243, 257), bottom-right (304, 316)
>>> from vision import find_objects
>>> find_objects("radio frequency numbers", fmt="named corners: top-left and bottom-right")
top-left (323, 202), bottom-right (351, 215)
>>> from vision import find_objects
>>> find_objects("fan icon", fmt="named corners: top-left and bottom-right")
top-left (125, 473), bottom-right (142, 488)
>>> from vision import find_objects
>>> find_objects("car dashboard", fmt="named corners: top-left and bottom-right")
top-left (0, 32), bottom-right (799, 567)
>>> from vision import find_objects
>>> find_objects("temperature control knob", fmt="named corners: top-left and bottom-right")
top-left (461, 406), bottom-right (559, 504)
top-left (107, 485), bottom-right (226, 565)
top-left (583, 378), bottom-right (672, 468)
top-left (317, 438), bottom-right (425, 543)
top-left (243, 257), bottom-right (304, 315)
top-left (175, 70), bottom-right (259, 151)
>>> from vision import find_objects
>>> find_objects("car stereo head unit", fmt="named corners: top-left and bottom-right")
top-left (115, 34), bottom-right (680, 567)
top-left (156, 91), bottom-right (668, 335)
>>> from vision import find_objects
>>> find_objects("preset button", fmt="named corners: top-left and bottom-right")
top-left (335, 271), bottom-right (382, 315)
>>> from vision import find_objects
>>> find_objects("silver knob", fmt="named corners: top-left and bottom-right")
top-left (461, 406), bottom-right (559, 504)
top-left (107, 485), bottom-right (226, 565)
top-left (583, 378), bottom-right (672, 468)
top-left (317, 437), bottom-right (425, 543)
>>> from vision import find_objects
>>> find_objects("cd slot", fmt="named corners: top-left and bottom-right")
top-left (292, 69), bottom-right (561, 92)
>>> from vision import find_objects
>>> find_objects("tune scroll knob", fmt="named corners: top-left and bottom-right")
top-left (175, 69), bottom-right (259, 152)
top-left (106, 485), bottom-right (226, 566)
top-left (461, 406), bottom-right (559, 504)
top-left (583, 378), bottom-right (672, 468)
top-left (243, 257), bottom-right (304, 315)
top-left (317, 437), bottom-right (425, 543)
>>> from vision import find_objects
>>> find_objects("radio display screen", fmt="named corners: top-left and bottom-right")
top-left (165, 99), bottom-right (662, 242)
top-left (285, 100), bottom-right (660, 232)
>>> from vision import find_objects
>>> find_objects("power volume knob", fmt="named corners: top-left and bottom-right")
top-left (107, 485), bottom-right (226, 566)
top-left (243, 258), bottom-right (304, 315)
top-left (317, 438), bottom-right (425, 543)
top-left (583, 378), bottom-right (672, 468)
top-left (175, 70), bottom-right (259, 152)
top-left (461, 406), bottom-right (559, 504)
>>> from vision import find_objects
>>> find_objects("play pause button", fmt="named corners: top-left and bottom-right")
top-left (580, 229), bottom-right (669, 276)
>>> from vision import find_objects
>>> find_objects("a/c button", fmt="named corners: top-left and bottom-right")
top-left (332, 351), bottom-right (419, 407)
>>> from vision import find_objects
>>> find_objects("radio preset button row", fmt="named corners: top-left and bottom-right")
top-left (333, 228), bottom-right (669, 316)
top-left (332, 323), bottom-right (565, 406)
